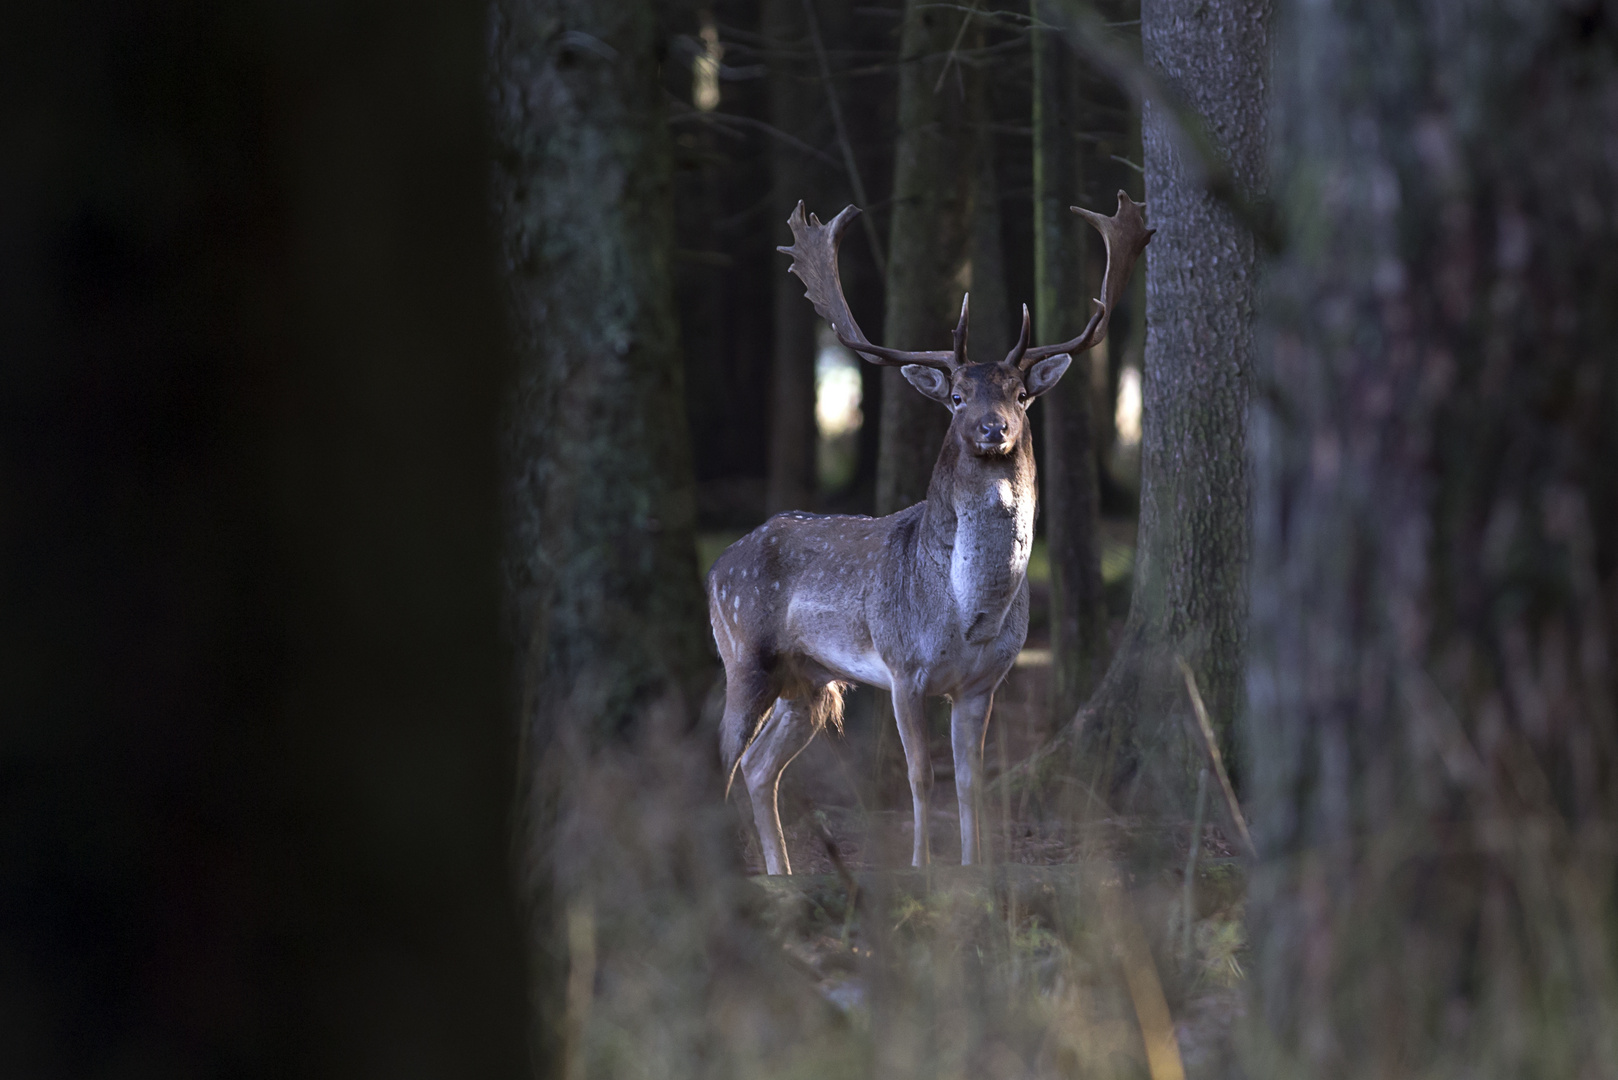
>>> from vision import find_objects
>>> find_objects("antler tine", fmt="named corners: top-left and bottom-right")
top-left (951, 293), bottom-right (970, 368)
top-left (1018, 191), bottom-right (1155, 370)
top-left (1002, 304), bottom-right (1032, 367)
top-left (778, 201), bottom-right (956, 373)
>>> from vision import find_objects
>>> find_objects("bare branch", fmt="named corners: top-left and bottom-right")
top-left (667, 107), bottom-right (843, 171)
top-left (1047, 0), bottom-right (1282, 252)
top-left (801, 0), bottom-right (887, 277)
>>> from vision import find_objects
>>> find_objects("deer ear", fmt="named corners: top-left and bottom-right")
top-left (901, 364), bottom-right (954, 405)
top-left (1023, 353), bottom-right (1072, 399)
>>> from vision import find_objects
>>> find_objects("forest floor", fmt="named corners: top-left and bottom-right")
top-left (727, 655), bottom-right (1250, 1079)
top-left (701, 518), bottom-right (1247, 1076)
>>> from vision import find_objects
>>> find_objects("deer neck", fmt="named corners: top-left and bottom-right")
top-left (920, 430), bottom-right (1037, 642)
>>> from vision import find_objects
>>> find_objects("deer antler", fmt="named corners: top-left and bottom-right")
top-left (1003, 303), bottom-right (1034, 368)
top-left (779, 202), bottom-right (959, 373)
top-left (1014, 191), bottom-right (1154, 371)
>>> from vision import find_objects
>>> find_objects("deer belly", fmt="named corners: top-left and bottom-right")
top-left (787, 596), bottom-right (891, 689)
top-left (805, 641), bottom-right (891, 689)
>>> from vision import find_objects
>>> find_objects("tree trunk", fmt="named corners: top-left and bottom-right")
top-left (876, 0), bottom-right (983, 515)
top-left (1036, 0), bottom-right (1267, 812)
top-left (1033, 0), bottom-right (1108, 726)
top-left (491, 2), bottom-right (828, 1074)
top-left (0, 0), bottom-right (530, 1074)
top-left (971, 123), bottom-right (1013, 365)
top-left (1246, 3), bottom-right (1618, 1075)
top-left (765, 0), bottom-right (821, 515)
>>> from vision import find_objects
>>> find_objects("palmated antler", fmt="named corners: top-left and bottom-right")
top-left (1008, 191), bottom-right (1154, 371)
top-left (779, 202), bottom-right (960, 373)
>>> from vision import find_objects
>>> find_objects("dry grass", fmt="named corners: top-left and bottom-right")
top-left (578, 530), bottom-right (1253, 1079)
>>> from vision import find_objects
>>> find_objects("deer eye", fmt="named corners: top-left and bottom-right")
top-left (1018, 390), bottom-right (1029, 404)
top-left (951, 393), bottom-right (963, 406)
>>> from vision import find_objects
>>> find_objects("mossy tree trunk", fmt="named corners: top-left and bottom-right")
top-left (1245, 2), bottom-right (1618, 1074)
top-left (876, 0), bottom-right (985, 515)
top-left (1033, 0), bottom-right (1108, 728)
top-left (491, 2), bottom-right (828, 1075)
top-left (1039, 0), bottom-right (1267, 813)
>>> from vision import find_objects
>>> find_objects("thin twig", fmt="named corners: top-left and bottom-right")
top-left (1099, 876), bottom-right (1189, 1080)
top-left (924, 1), bottom-right (1140, 28)
top-left (801, 0), bottom-right (887, 276)
top-left (809, 812), bottom-right (862, 915)
top-left (1181, 768), bottom-right (1208, 967)
top-left (1048, 0), bottom-right (1283, 252)
top-left (839, 35), bottom-right (1027, 79)
top-left (932, 0), bottom-right (979, 95)
top-left (562, 896), bottom-right (596, 1080)
top-left (668, 108), bottom-right (843, 171)
top-left (1176, 656), bottom-right (1257, 859)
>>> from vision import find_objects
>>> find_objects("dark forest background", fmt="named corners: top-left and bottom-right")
top-left (4, 0), bottom-right (1617, 1078)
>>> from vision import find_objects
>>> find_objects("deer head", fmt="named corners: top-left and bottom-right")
top-left (778, 192), bottom-right (1154, 458)
top-left (896, 300), bottom-right (1069, 457)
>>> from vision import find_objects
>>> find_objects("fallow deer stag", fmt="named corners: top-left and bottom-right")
top-left (710, 192), bottom-right (1152, 874)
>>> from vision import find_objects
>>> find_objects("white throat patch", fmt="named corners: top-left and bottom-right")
top-left (950, 478), bottom-right (1033, 640)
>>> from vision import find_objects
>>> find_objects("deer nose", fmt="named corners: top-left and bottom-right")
top-left (979, 419), bottom-right (1008, 441)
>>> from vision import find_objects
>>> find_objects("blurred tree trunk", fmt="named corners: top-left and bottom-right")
top-left (492, 1), bottom-right (829, 1075)
top-left (0, 0), bottom-right (530, 1075)
top-left (1246, 3), bottom-right (1618, 1075)
top-left (876, 0), bottom-right (984, 514)
top-left (1033, 0), bottom-right (1107, 727)
top-left (1036, 0), bottom-right (1266, 812)
top-left (765, 0), bottom-right (819, 514)
top-left (971, 124), bottom-right (1013, 365)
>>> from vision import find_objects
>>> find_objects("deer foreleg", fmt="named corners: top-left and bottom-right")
top-left (950, 691), bottom-right (994, 865)
top-left (740, 697), bottom-right (818, 875)
top-left (891, 687), bottom-right (934, 867)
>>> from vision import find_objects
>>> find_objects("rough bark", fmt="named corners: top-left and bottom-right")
top-left (1246, 3), bottom-right (1618, 1075)
top-left (1033, 0), bottom-right (1108, 726)
top-left (0, 0), bottom-right (529, 1074)
top-left (765, 0), bottom-right (820, 514)
top-left (491, 2), bottom-right (831, 1075)
top-left (876, 0), bottom-right (984, 515)
top-left (1041, 0), bottom-right (1267, 812)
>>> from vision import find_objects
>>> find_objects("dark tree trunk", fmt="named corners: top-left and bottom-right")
top-left (492, 0), bottom-right (710, 742)
top-left (1033, 0), bottom-right (1108, 726)
top-left (971, 121), bottom-right (1013, 366)
top-left (876, 0), bottom-right (984, 515)
top-left (491, 1), bottom-right (831, 1074)
top-left (1038, 0), bottom-right (1266, 812)
top-left (0, 0), bottom-right (529, 1075)
top-left (1246, 3), bottom-right (1618, 1074)
top-left (765, 0), bottom-right (821, 515)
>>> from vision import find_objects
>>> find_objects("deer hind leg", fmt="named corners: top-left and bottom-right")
top-left (739, 693), bottom-right (823, 876)
top-left (950, 690), bottom-right (994, 865)
top-left (891, 687), bottom-right (934, 867)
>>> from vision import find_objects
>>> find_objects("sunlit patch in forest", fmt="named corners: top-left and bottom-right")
top-left (815, 323), bottom-right (863, 493)
top-left (1108, 365), bottom-right (1143, 499)
top-left (692, 13), bottom-right (722, 111)
top-left (1115, 365), bottom-right (1141, 446)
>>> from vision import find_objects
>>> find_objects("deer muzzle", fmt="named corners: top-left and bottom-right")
top-left (974, 418), bottom-right (1013, 455)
